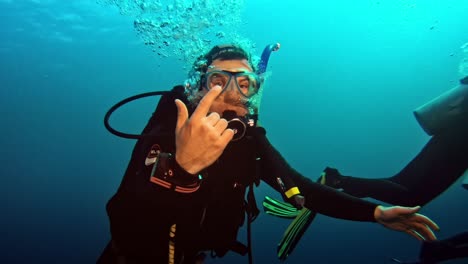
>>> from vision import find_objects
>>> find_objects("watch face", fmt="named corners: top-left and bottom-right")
top-left (145, 144), bottom-right (161, 166)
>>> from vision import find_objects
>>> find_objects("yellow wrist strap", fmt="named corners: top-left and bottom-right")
top-left (285, 187), bottom-right (300, 198)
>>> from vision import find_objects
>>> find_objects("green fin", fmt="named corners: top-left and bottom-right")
top-left (263, 196), bottom-right (300, 219)
top-left (277, 207), bottom-right (316, 261)
top-left (262, 196), bottom-right (317, 261)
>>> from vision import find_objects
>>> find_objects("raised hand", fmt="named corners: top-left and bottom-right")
top-left (374, 205), bottom-right (440, 241)
top-left (174, 85), bottom-right (235, 174)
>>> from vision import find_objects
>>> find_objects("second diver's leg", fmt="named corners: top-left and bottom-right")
top-left (390, 124), bottom-right (468, 206)
top-left (443, 231), bottom-right (468, 246)
top-left (419, 231), bottom-right (468, 263)
top-left (319, 167), bottom-right (413, 205)
top-left (326, 123), bottom-right (468, 206)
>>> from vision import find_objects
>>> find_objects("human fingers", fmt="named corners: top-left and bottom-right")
top-left (213, 118), bottom-right (228, 134)
top-left (408, 221), bottom-right (436, 241)
top-left (205, 112), bottom-right (221, 126)
top-left (175, 99), bottom-right (189, 133)
top-left (396, 206), bottom-right (420, 215)
top-left (219, 128), bottom-right (234, 145)
top-left (414, 214), bottom-right (440, 232)
top-left (396, 205), bottom-right (439, 233)
top-left (403, 229), bottom-right (424, 241)
top-left (191, 85), bottom-right (223, 120)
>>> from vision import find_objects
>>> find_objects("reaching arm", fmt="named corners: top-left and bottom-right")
top-left (254, 127), bottom-right (439, 240)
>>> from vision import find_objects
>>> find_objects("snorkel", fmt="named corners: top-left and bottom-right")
top-left (258, 43), bottom-right (281, 75)
top-left (244, 42), bottom-right (280, 113)
top-left (224, 43), bottom-right (281, 140)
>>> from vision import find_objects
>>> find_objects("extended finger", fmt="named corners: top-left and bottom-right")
top-left (411, 223), bottom-right (436, 240)
top-left (414, 214), bottom-right (440, 232)
top-left (394, 205), bottom-right (420, 215)
top-left (404, 229), bottom-right (424, 241)
top-left (191, 85), bottom-right (223, 120)
top-left (175, 99), bottom-right (189, 133)
top-left (410, 221), bottom-right (436, 241)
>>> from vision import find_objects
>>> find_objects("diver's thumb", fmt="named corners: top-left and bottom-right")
top-left (175, 99), bottom-right (188, 133)
top-left (404, 206), bottom-right (421, 214)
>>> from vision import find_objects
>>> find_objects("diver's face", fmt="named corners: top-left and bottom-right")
top-left (205, 59), bottom-right (253, 117)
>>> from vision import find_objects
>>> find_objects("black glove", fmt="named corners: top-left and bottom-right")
top-left (318, 166), bottom-right (343, 188)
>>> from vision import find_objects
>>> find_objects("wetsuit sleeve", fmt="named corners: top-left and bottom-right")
top-left (254, 127), bottom-right (377, 222)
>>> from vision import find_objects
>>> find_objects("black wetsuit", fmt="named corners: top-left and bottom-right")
top-left (325, 95), bottom-right (468, 264)
top-left (98, 86), bottom-right (378, 264)
top-left (418, 232), bottom-right (468, 264)
top-left (337, 122), bottom-right (468, 207)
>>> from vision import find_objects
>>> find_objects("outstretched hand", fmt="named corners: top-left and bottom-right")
top-left (374, 205), bottom-right (440, 241)
top-left (174, 86), bottom-right (234, 174)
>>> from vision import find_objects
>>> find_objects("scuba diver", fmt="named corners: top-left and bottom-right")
top-left (319, 76), bottom-right (468, 264)
top-left (98, 43), bottom-right (439, 264)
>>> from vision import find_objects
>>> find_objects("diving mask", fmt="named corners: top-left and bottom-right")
top-left (204, 70), bottom-right (261, 98)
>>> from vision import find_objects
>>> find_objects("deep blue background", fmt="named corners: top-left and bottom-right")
top-left (1, 0), bottom-right (467, 263)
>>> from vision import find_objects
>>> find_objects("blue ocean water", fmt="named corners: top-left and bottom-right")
top-left (1, 0), bottom-right (467, 263)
